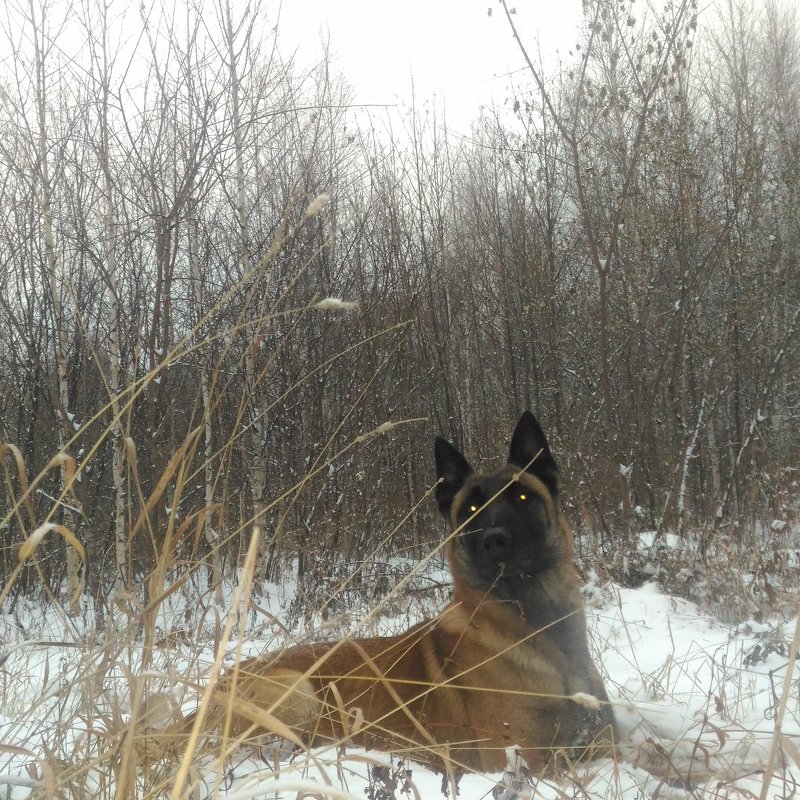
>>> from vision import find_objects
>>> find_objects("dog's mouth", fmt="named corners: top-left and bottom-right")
top-left (494, 555), bottom-right (556, 582)
top-left (498, 563), bottom-right (537, 580)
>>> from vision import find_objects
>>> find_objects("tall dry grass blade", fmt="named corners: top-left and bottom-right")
top-left (0, 442), bottom-right (34, 528)
top-left (203, 689), bottom-right (305, 748)
top-left (17, 522), bottom-right (85, 564)
top-left (758, 606), bottom-right (800, 800)
top-left (129, 426), bottom-right (203, 546)
top-left (169, 522), bottom-right (263, 800)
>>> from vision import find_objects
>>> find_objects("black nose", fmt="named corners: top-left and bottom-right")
top-left (479, 527), bottom-right (512, 558)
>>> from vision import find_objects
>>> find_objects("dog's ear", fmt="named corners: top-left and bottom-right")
top-left (507, 411), bottom-right (559, 495)
top-left (434, 437), bottom-right (472, 516)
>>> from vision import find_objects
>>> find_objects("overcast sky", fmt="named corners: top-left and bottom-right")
top-left (277, 0), bottom-right (583, 131)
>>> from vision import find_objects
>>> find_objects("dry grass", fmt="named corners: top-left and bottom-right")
top-left (2, 519), bottom-right (799, 799)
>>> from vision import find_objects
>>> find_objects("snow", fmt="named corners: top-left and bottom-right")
top-left (1, 564), bottom-right (798, 799)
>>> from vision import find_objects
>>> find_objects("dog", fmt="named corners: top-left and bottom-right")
top-left (195, 412), bottom-right (616, 773)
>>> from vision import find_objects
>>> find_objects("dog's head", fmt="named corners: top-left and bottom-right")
top-left (434, 412), bottom-right (569, 597)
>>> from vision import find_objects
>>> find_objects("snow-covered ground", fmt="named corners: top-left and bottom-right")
top-left (1, 551), bottom-right (798, 799)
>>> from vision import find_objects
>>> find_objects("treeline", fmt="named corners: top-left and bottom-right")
top-left (1, 0), bottom-right (798, 610)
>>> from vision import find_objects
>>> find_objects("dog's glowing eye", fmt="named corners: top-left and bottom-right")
top-left (469, 504), bottom-right (479, 513)
top-left (517, 493), bottom-right (527, 502)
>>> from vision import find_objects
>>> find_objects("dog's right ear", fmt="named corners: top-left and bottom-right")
top-left (434, 437), bottom-right (472, 517)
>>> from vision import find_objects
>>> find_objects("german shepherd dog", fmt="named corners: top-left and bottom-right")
top-left (200, 412), bottom-right (616, 773)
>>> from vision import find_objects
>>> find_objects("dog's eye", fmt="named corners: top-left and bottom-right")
top-left (517, 493), bottom-right (528, 502)
top-left (468, 504), bottom-right (479, 513)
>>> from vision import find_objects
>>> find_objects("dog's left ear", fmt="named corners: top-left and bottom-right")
top-left (507, 411), bottom-right (559, 496)
top-left (434, 437), bottom-right (473, 516)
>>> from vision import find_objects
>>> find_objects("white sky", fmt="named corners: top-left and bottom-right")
top-left (0, 0), bottom-right (583, 136)
top-left (277, 0), bottom-right (584, 131)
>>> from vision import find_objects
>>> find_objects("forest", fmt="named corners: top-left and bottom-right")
top-left (2, 1), bottom-right (800, 799)
top-left (0, 0), bottom-right (798, 618)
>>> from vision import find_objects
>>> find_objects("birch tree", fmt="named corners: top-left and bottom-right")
top-left (27, 0), bottom-right (82, 610)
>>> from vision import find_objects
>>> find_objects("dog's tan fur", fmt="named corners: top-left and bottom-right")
top-left (199, 414), bottom-right (616, 773)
